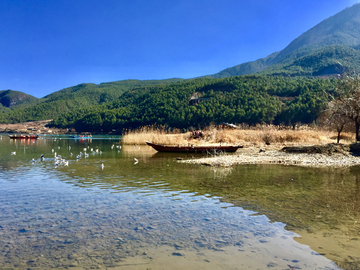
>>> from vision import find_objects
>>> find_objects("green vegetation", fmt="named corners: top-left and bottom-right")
top-left (48, 75), bottom-right (336, 133)
top-left (0, 79), bottom-right (183, 123)
top-left (261, 45), bottom-right (360, 77)
top-left (0, 90), bottom-right (39, 109)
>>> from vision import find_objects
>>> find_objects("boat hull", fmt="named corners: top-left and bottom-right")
top-left (9, 135), bottom-right (39, 139)
top-left (146, 141), bottom-right (242, 153)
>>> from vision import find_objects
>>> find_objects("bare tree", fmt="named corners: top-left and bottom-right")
top-left (330, 75), bottom-right (360, 141)
top-left (321, 101), bottom-right (350, 143)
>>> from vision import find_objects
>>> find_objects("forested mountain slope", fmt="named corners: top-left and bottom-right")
top-left (0, 79), bottom-right (183, 123)
top-left (0, 90), bottom-right (39, 108)
top-left (209, 3), bottom-right (360, 78)
top-left (49, 76), bottom-right (336, 133)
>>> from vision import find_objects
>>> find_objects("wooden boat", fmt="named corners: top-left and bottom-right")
top-left (9, 134), bottom-right (39, 139)
top-left (146, 141), bottom-right (243, 153)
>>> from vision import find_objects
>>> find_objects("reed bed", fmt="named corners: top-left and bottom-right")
top-left (122, 126), bottom-right (190, 145)
top-left (122, 125), bottom-right (355, 147)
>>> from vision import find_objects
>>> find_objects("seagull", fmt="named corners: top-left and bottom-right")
top-left (134, 158), bottom-right (139, 165)
top-left (101, 163), bottom-right (104, 169)
top-left (11, 151), bottom-right (16, 155)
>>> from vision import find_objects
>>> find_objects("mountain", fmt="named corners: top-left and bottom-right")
top-left (0, 90), bottom-right (39, 108)
top-left (0, 79), bottom-right (183, 123)
top-left (209, 3), bottom-right (360, 78)
top-left (49, 76), bottom-right (336, 133)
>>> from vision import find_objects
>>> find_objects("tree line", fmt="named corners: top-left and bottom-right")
top-left (48, 75), bottom-right (337, 133)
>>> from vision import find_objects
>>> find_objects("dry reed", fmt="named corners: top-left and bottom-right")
top-left (122, 126), bottom-right (190, 145)
top-left (122, 125), bottom-right (355, 147)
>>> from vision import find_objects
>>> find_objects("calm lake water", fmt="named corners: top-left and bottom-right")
top-left (0, 135), bottom-right (359, 270)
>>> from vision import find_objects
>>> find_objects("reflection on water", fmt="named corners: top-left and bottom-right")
top-left (0, 135), bottom-right (358, 269)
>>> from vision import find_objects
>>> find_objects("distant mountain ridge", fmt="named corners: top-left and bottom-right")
top-left (209, 3), bottom-right (360, 78)
top-left (0, 79), bottom-right (184, 123)
top-left (0, 90), bottom-right (39, 108)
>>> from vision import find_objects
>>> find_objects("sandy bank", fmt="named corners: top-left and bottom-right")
top-left (180, 145), bottom-right (360, 168)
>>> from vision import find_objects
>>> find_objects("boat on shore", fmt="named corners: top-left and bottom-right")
top-left (146, 141), bottom-right (243, 153)
top-left (9, 134), bottom-right (39, 139)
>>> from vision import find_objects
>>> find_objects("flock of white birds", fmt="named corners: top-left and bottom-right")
top-left (10, 142), bottom-right (139, 169)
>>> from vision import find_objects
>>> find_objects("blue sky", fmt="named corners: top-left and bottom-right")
top-left (0, 0), bottom-right (359, 98)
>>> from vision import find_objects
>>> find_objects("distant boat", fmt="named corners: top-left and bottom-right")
top-left (9, 134), bottom-right (39, 139)
top-left (146, 141), bottom-right (243, 153)
top-left (70, 135), bottom-right (92, 139)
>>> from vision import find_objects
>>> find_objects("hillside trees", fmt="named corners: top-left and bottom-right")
top-left (47, 76), bottom-right (336, 133)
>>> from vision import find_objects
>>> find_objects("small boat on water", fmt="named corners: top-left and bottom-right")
top-left (146, 141), bottom-right (243, 153)
top-left (70, 135), bottom-right (93, 139)
top-left (9, 134), bottom-right (39, 139)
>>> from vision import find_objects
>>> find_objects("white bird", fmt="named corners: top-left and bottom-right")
top-left (52, 149), bottom-right (54, 153)
top-left (134, 158), bottom-right (139, 165)
top-left (83, 148), bottom-right (87, 151)
top-left (101, 163), bottom-right (104, 169)
top-left (11, 151), bottom-right (16, 155)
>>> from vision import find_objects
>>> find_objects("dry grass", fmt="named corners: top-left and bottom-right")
top-left (122, 126), bottom-right (190, 145)
top-left (122, 125), bottom-right (355, 147)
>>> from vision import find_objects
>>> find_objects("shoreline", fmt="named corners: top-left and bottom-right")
top-left (180, 145), bottom-right (360, 168)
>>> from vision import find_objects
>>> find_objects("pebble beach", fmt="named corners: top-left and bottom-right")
top-left (180, 146), bottom-right (360, 168)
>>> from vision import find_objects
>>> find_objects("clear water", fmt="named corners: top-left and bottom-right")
top-left (0, 135), bottom-right (358, 269)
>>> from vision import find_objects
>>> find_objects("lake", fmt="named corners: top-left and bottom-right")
top-left (0, 135), bottom-right (359, 270)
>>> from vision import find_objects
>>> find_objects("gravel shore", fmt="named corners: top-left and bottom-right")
top-left (180, 146), bottom-right (360, 168)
